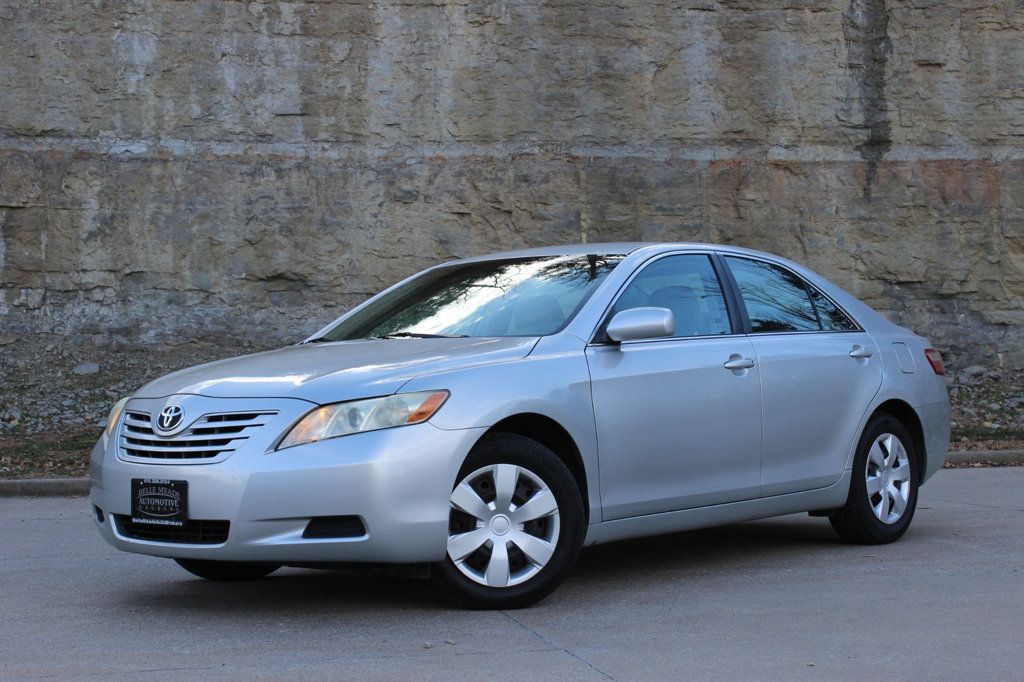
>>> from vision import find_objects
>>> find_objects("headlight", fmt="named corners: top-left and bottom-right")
top-left (277, 390), bottom-right (450, 450)
top-left (105, 397), bottom-right (130, 435)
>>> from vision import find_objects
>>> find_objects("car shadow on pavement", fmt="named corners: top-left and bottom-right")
top-left (109, 516), bottom-right (848, 615)
top-left (115, 564), bottom-right (452, 613)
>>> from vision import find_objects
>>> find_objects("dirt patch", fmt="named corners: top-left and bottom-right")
top-left (947, 365), bottom-right (1024, 451)
top-left (0, 427), bottom-right (101, 479)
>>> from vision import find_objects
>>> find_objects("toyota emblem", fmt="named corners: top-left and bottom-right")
top-left (157, 405), bottom-right (184, 431)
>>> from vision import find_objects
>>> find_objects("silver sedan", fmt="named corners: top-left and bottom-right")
top-left (91, 243), bottom-right (950, 608)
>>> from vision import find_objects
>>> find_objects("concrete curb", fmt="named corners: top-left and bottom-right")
top-left (945, 450), bottom-right (1024, 466)
top-left (1, 450), bottom-right (1022, 497)
top-left (0, 477), bottom-right (90, 497)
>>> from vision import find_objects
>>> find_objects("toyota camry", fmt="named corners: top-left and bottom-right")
top-left (90, 243), bottom-right (950, 608)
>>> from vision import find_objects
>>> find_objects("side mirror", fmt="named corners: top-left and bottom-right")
top-left (605, 307), bottom-right (675, 343)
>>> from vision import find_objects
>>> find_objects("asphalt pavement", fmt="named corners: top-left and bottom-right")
top-left (2, 468), bottom-right (1022, 680)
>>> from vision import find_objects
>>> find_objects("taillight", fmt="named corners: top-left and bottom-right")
top-left (924, 349), bottom-right (945, 375)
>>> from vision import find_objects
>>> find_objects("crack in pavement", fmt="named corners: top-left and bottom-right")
top-left (933, 498), bottom-right (1024, 513)
top-left (16, 647), bottom-right (569, 679)
top-left (21, 665), bottom-right (224, 679)
top-left (500, 610), bottom-right (615, 680)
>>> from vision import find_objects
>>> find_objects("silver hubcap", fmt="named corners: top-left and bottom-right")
top-left (447, 464), bottom-right (560, 588)
top-left (866, 433), bottom-right (911, 524)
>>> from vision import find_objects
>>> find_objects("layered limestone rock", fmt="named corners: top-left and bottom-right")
top-left (1, 1), bottom-right (1022, 367)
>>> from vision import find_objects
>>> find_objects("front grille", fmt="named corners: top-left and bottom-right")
top-left (115, 515), bottom-right (230, 544)
top-left (119, 410), bottom-right (277, 460)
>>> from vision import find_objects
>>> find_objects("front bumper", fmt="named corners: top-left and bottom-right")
top-left (90, 418), bottom-right (486, 563)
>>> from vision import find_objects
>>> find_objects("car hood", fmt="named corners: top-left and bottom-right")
top-left (134, 337), bottom-right (539, 403)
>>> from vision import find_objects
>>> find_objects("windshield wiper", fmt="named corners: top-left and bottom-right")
top-left (374, 332), bottom-right (469, 339)
top-left (302, 337), bottom-right (333, 344)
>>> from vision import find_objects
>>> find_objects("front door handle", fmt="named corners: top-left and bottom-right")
top-left (723, 356), bottom-right (756, 370)
top-left (849, 345), bottom-right (874, 359)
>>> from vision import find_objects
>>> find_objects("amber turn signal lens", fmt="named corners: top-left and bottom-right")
top-left (406, 391), bottom-right (449, 423)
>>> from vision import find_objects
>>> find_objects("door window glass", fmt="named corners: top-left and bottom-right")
top-left (611, 255), bottom-right (731, 337)
top-left (809, 287), bottom-right (859, 331)
top-left (725, 257), bottom-right (820, 333)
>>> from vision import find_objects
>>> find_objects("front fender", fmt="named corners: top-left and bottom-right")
top-left (401, 348), bottom-right (601, 522)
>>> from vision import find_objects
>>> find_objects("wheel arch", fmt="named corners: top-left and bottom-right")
top-left (871, 399), bottom-right (927, 482)
top-left (477, 413), bottom-right (591, 525)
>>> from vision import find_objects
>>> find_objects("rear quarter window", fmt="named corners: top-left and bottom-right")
top-left (809, 287), bottom-right (859, 331)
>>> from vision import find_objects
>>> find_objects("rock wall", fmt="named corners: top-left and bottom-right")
top-left (1, 0), bottom-right (1023, 367)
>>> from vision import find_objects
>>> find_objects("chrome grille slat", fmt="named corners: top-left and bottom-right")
top-left (123, 432), bottom-right (250, 443)
top-left (123, 449), bottom-right (223, 460)
top-left (121, 440), bottom-right (237, 450)
top-left (119, 410), bottom-right (277, 462)
top-left (188, 427), bottom-right (250, 436)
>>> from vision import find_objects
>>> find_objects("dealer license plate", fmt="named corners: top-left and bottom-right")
top-left (130, 478), bottom-right (188, 527)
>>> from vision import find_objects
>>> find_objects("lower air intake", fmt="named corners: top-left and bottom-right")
top-left (302, 516), bottom-right (366, 539)
top-left (115, 516), bottom-right (230, 545)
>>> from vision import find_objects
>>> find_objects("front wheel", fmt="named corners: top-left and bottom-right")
top-left (435, 433), bottom-right (585, 609)
top-left (829, 413), bottom-right (919, 544)
top-left (175, 559), bottom-right (281, 581)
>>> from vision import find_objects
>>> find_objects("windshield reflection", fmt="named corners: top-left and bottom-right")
top-left (325, 255), bottom-right (622, 340)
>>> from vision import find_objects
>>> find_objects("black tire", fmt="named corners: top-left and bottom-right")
top-left (435, 433), bottom-right (585, 609)
top-left (829, 413), bottom-right (919, 544)
top-left (175, 558), bottom-right (281, 581)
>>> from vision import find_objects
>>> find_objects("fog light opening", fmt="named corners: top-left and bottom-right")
top-left (302, 516), bottom-right (367, 539)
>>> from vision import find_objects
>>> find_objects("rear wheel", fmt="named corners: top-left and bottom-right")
top-left (829, 413), bottom-right (918, 544)
top-left (175, 559), bottom-right (280, 581)
top-left (436, 433), bottom-right (585, 609)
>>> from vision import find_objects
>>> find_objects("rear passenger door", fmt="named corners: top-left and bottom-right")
top-left (722, 256), bottom-right (882, 496)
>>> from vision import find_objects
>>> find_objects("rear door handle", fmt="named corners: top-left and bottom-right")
top-left (849, 345), bottom-right (874, 359)
top-left (723, 356), bottom-right (756, 370)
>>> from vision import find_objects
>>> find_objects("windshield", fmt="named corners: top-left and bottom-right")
top-left (322, 255), bottom-right (623, 340)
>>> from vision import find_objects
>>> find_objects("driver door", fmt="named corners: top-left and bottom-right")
top-left (585, 253), bottom-right (763, 520)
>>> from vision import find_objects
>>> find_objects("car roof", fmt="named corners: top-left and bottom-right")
top-left (445, 242), bottom-right (905, 336)
top-left (449, 241), bottom-right (775, 262)
top-left (449, 242), bottom-right (647, 261)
